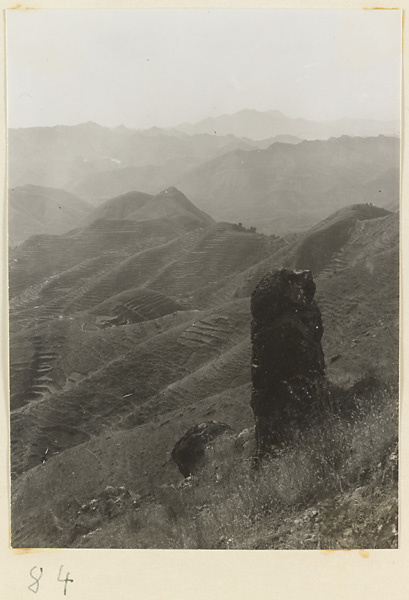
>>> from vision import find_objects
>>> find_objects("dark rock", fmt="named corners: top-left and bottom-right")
top-left (250, 268), bottom-right (327, 457)
top-left (171, 421), bottom-right (235, 477)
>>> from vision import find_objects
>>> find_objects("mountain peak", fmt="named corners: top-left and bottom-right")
top-left (85, 187), bottom-right (214, 230)
top-left (153, 187), bottom-right (214, 225)
top-left (159, 186), bottom-right (183, 197)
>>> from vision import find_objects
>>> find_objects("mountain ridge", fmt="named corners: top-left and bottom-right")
top-left (173, 108), bottom-right (400, 140)
top-left (176, 135), bottom-right (399, 234)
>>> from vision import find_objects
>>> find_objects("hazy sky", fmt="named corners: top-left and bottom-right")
top-left (6, 9), bottom-right (401, 129)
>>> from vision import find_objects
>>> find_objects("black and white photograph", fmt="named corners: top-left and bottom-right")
top-left (6, 7), bottom-right (401, 550)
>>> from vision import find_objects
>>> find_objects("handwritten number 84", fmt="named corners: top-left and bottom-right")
top-left (28, 565), bottom-right (73, 595)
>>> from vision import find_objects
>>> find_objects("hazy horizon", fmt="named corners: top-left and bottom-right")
top-left (7, 9), bottom-right (401, 130)
top-left (7, 106), bottom-right (401, 133)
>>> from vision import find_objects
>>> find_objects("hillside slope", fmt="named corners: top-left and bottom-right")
top-left (9, 185), bottom-right (92, 246)
top-left (9, 201), bottom-right (398, 548)
top-left (9, 187), bottom-right (212, 304)
top-left (87, 187), bottom-right (214, 227)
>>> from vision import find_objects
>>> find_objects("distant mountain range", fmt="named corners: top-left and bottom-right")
top-left (8, 109), bottom-right (399, 196)
top-left (176, 135), bottom-right (400, 234)
top-left (8, 121), bottom-right (263, 193)
top-left (8, 126), bottom-right (400, 244)
top-left (173, 109), bottom-right (400, 140)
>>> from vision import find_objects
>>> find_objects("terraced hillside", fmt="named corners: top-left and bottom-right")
top-left (9, 193), bottom-right (399, 548)
top-left (9, 188), bottom-right (213, 321)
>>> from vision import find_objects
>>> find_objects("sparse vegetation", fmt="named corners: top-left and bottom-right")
top-left (232, 222), bottom-right (257, 233)
top-left (88, 382), bottom-right (398, 549)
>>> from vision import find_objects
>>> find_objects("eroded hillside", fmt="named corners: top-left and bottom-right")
top-left (9, 189), bottom-right (398, 548)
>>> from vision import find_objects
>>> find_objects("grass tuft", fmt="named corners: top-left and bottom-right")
top-left (116, 383), bottom-right (398, 549)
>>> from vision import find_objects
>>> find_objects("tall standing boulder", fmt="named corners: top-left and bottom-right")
top-left (250, 268), bottom-right (327, 458)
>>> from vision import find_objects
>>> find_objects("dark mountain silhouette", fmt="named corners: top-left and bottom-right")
top-left (9, 192), bottom-right (398, 547)
top-left (8, 185), bottom-right (92, 246)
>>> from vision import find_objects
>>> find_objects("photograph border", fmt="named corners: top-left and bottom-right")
top-left (0, 1), bottom-right (408, 599)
